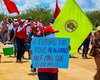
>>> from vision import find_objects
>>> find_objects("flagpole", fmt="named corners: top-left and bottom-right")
top-left (0, 0), bottom-right (5, 14)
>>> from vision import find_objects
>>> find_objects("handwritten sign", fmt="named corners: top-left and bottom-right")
top-left (31, 37), bottom-right (70, 68)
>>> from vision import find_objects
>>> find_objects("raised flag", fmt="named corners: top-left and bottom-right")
top-left (3, 0), bottom-right (19, 14)
top-left (54, 0), bottom-right (61, 19)
top-left (53, 0), bottom-right (93, 55)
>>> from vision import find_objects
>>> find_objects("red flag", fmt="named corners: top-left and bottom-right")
top-left (54, 0), bottom-right (60, 19)
top-left (3, 0), bottom-right (19, 15)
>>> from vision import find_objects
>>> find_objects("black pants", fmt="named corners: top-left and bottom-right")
top-left (16, 38), bottom-right (24, 60)
top-left (82, 38), bottom-right (90, 57)
top-left (38, 72), bottom-right (58, 80)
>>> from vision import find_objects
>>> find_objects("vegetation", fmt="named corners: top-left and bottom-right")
top-left (0, 7), bottom-right (100, 27)
top-left (0, 7), bottom-right (53, 25)
top-left (86, 10), bottom-right (100, 28)
top-left (9, 7), bottom-right (53, 26)
top-left (0, 13), bottom-right (7, 22)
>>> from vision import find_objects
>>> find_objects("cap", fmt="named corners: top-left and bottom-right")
top-left (18, 18), bottom-right (24, 23)
top-left (31, 24), bottom-right (37, 29)
top-left (43, 26), bottom-right (59, 34)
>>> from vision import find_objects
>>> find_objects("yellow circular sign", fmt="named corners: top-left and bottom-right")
top-left (64, 20), bottom-right (78, 32)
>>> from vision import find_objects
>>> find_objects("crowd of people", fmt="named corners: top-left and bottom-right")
top-left (0, 16), bottom-right (100, 80)
top-left (0, 16), bottom-right (60, 80)
top-left (0, 16), bottom-right (56, 59)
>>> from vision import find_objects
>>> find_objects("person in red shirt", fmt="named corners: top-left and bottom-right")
top-left (12, 19), bottom-right (28, 62)
top-left (30, 25), bottom-right (70, 80)
top-left (29, 26), bottom-right (59, 80)
top-left (16, 20), bottom-right (27, 62)
top-left (37, 26), bottom-right (59, 80)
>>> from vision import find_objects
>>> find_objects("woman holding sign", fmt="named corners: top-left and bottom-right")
top-left (30, 25), bottom-right (70, 80)
top-left (37, 26), bottom-right (59, 80)
top-left (37, 26), bottom-right (71, 80)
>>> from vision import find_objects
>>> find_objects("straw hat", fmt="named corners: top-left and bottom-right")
top-left (96, 26), bottom-right (100, 32)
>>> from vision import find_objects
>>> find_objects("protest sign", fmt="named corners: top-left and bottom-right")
top-left (31, 37), bottom-right (70, 68)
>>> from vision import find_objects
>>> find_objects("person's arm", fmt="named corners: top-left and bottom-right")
top-left (0, 17), bottom-right (7, 34)
top-left (24, 23), bottom-right (30, 28)
top-left (11, 31), bottom-right (16, 43)
top-left (68, 45), bottom-right (71, 51)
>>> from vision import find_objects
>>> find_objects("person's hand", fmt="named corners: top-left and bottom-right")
top-left (28, 50), bottom-right (32, 55)
top-left (3, 16), bottom-right (7, 24)
top-left (68, 45), bottom-right (71, 50)
top-left (11, 39), bottom-right (14, 43)
top-left (98, 49), bottom-right (100, 52)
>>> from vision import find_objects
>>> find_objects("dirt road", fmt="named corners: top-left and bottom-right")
top-left (0, 43), bottom-right (96, 80)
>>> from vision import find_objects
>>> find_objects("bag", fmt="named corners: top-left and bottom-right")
top-left (89, 47), bottom-right (97, 57)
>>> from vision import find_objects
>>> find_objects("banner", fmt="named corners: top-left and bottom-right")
top-left (53, 0), bottom-right (93, 55)
top-left (31, 37), bottom-right (70, 68)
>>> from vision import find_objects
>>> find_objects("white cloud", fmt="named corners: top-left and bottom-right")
top-left (76, 0), bottom-right (100, 11)
top-left (94, 0), bottom-right (100, 9)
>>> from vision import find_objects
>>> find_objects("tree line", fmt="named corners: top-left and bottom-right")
top-left (0, 7), bottom-right (100, 28)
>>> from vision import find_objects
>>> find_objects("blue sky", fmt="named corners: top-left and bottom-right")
top-left (0, 0), bottom-right (100, 15)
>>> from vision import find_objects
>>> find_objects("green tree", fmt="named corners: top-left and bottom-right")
top-left (9, 7), bottom-right (53, 26)
top-left (86, 10), bottom-right (100, 28)
top-left (0, 13), bottom-right (6, 22)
